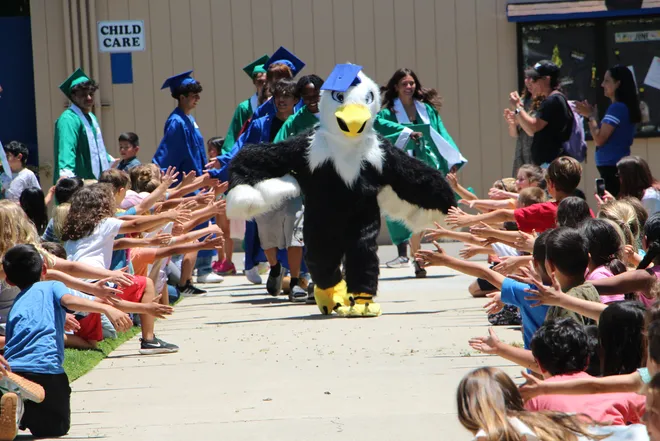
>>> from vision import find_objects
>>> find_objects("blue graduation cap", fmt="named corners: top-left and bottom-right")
top-left (320, 64), bottom-right (363, 92)
top-left (264, 47), bottom-right (305, 77)
top-left (161, 70), bottom-right (197, 93)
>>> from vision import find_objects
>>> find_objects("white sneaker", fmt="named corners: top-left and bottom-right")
top-left (257, 262), bottom-right (270, 275)
top-left (386, 256), bottom-right (410, 268)
top-left (245, 267), bottom-right (262, 284)
top-left (196, 273), bottom-right (224, 284)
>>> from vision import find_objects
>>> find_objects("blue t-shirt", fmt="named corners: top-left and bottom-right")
top-left (110, 206), bottom-right (137, 272)
top-left (5, 281), bottom-right (69, 375)
top-left (500, 278), bottom-right (549, 349)
top-left (595, 102), bottom-right (636, 166)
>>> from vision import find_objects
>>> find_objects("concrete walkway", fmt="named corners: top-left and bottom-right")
top-left (55, 245), bottom-right (521, 441)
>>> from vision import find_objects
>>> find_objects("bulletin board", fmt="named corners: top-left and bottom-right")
top-left (519, 21), bottom-right (598, 104)
top-left (518, 16), bottom-right (660, 138)
top-left (606, 16), bottom-right (660, 135)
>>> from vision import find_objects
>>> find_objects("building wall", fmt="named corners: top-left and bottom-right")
top-left (29, 0), bottom-right (660, 199)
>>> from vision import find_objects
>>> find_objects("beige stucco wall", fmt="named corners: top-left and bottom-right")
top-left (29, 0), bottom-right (660, 199)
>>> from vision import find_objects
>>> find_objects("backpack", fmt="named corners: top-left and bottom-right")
top-left (559, 97), bottom-right (587, 163)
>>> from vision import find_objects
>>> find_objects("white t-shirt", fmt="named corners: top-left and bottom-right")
top-left (643, 187), bottom-right (660, 217)
top-left (1, 168), bottom-right (41, 202)
top-left (64, 217), bottom-right (123, 271)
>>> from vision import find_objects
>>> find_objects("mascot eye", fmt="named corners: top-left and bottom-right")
top-left (365, 91), bottom-right (375, 104)
top-left (331, 91), bottom-right (345, 103)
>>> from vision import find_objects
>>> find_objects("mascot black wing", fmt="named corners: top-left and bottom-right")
top-left (226, 64), bottom-right (457, 318)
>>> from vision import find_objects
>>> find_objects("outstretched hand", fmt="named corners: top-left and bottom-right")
top-left (510, 267), bottom-right (563, 307)
top-left (446, 206), bottom-right (473, 229)
top-left (519, 370), bottom-right (546, 401)
top-left (424, 221), bottom-right (449, 242)
top-left (414, 241), bottom-right (448, 267)
top-left (484, 292), bottom-right (504, 315)
top-left (468, 327), bottom-right (501, 355)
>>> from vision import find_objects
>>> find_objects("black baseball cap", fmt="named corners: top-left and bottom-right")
top-left (527, 60), bottom-right (560, 80)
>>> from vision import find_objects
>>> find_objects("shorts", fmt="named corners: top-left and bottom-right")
top-left (476, 264), bottom-right (498, 292)
top-left (117, 275), bottom-right (147, 303)
top-left (254, 197), bottom-right (304, 249)
top-left (74, 313), bottom-right (103, 342)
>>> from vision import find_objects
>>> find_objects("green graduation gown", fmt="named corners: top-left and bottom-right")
top-left (53, 108), bottom-right (111, 184)
top-left (377, 102), bottom-right (466, 246)
top-left (223, 93), bottom-right (259, 153)
top-left (273, 105), bottom-right (319, 142)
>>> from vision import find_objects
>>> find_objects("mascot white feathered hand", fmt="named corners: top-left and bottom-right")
top-left (226, 64), bottom-right (456, 317)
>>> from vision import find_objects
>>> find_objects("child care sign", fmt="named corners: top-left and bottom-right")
top-left (97, 20), bottom-right (145, 53)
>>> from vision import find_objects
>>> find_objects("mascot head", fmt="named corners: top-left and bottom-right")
top-left (318, 64), bottom-right (381, 143)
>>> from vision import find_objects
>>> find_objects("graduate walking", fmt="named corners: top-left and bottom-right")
top-left (53, 69), bottom-right (111, 183)
top-left (153, 70), bottom-right (224, 294)
top-left (222, 55), bottom-right (269, 154)
top-left (377, 68), bottom-right (467, 277)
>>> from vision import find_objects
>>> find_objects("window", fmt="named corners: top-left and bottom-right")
top-left (518, 15), bottom-right (660, 138)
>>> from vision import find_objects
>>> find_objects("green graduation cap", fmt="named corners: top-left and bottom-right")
top-left (243, 55), bottom-right (269, 79)
top-left (59, 68), bottom-right (91, 96)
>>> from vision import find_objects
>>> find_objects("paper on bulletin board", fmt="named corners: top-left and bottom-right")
top-left (0, 141), bottom-right (12, 189)
top-left (628, 66), bottom-right (638, 89)
top-left (644, 56), bottom-right (660, 90)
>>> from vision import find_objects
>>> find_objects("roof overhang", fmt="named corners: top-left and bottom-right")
top-left (507, 0), bottom-right (660, 22)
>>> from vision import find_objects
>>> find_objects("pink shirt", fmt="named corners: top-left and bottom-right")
top-left (525, 372), bottom-right (645, 425)
top-left (638, 265), bottom-right (660, 307)
top-left (586, 265), bottom-right (625, 304)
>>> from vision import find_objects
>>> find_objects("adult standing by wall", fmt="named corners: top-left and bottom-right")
top-left (53, 68), bottom-right (111, 184)
top-left (575, 65), bottom-right (641, 197)
top-left (506, 72), bottom-right (537, 176)
top-left (153, 71), bottom-right (224, 293)
top-left (506, 61), bottom-right (573, 168)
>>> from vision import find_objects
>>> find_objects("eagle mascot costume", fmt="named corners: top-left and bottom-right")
top-left (226, 64), bottom-right (456, 317)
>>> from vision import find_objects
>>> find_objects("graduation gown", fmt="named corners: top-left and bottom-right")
top-left (377, 101), bottom-right (465, 246)
top-left (223, 94), bottom-right (259, 154)
top-left (53, 109), bottom-right (111, 184)
top-left (153, 107), bottom-right (207, 177)
top-left (272, 105), bottom-right (319, 142)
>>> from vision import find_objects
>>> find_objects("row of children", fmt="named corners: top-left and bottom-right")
top-left (410, 155), bottom-right (660, 439)
top-left (0, 157), bottom-right (229, 439)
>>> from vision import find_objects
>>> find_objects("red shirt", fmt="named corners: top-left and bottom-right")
top-left (514, 200), bottom-right (594, 233)
top-left (525, 372), bottom-right (645, 425)
top-left (514, 201), bottom-right (559, 233)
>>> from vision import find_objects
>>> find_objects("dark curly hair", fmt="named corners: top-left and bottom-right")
top-left (295, 75), bottom-right (324, 96)
top-left (531, 318), bottom-right (590, 376)
top-left (70, 80), bottom-right (99, 98)
top-left (270, 79), bottom-right (298, 98)
top-left (61, 183), bottom-right (116, 241)
top-left (381, 68), bottom-right (443, 111)
top-left (171, 81), bottom-right (203, 100)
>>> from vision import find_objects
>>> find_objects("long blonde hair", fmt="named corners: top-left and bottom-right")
top-left (457, 367), bottom-right (602, 441)
top-left (0, 200), bottom-right (53, 269)
top-left (51, 203), bottom-right (71, 242)
top-left (598, 200), bottom-right (640, 250)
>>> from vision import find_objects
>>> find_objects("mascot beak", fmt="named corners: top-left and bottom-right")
top-left (335, 104), bottom-right (371, 138)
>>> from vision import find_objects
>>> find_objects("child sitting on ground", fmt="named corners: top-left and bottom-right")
top-left (0, 244), bottom-right (133, 439)
top-left (112, 132), bottom-right (141, 171)
top-left (0, 141), bottom-right (40, 203)
top-left (62, 183), bottom-right (187, 354)
top-left (41, 177), bottom-right (84, 243)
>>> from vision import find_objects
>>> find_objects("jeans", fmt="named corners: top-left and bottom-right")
top-left (195, 254), bottom-right (213, 277)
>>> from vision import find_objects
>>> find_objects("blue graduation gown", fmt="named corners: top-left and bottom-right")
top-left (153, 107), bottom-right (207, 177)
top-left (153, 107), bottom-right (215, 259)
top-left (212, 114), bottom-right (307, 272)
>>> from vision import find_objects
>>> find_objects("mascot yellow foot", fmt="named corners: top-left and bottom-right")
top-left (336, 293), bottom-right (382, 318)
top-left (314, 280), bottom-right (350, 315)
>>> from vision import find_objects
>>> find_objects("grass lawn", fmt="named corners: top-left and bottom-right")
top-left (63, 326), bottom-right (141, 382)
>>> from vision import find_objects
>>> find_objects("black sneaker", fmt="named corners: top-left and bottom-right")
top-left (306, 282), bottom-right (317, 304)
top-left (139, 337), bottom-right (179, 355)
top-left (176, 281), bottom-right (206, 295)
top-left (414, 261), bottom-right (427, 278)
top-left (266, 264), bottom-right (284, 296)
